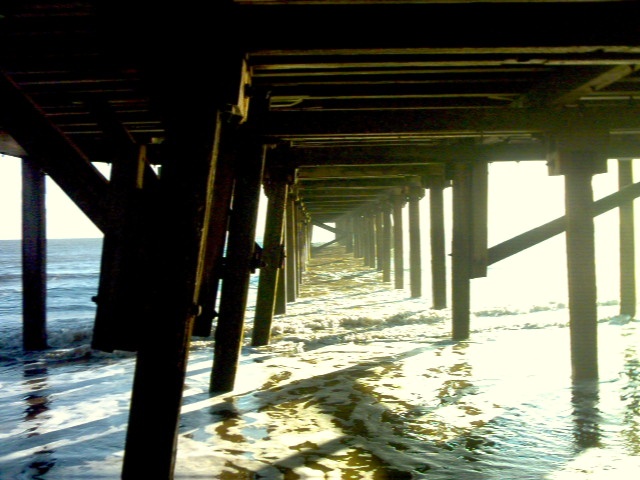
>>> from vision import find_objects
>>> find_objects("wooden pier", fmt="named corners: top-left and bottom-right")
top-left (2, 1), bottom-right (640, 477)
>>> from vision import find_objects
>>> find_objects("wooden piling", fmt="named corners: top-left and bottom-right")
top-left (122, 106), bottom-right (225, 479)
top-left (252, 163), bottom-right (289, 346)
top-left (548, 129), bottom-right (607, 382)
top-left (408, 185), bottom-right (423, 298)
top-left (429, 176), bottom-right (447, 309)
top-left (285, 194), bottom-right (298, 302)
top-left (211, 131), bottom-right (266, 393)
top-left (618, 159), bottom-right (636, 318)
top-left (375, 208), bottom-right (384, 271)
top-left (392, 190), bottom-right (405, 289)
top-left (564, 169), bottom-right (599, 380)
top-left (21, 157), bottom-right (47, 351)
top-left (192, 137), bottom-right (235, 337)
top-left (382, 200), bottom-right (392, 282)
top-left (451, 162), bottom-right (472, 340)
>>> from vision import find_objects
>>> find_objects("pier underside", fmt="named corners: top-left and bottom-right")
top-left (2, 1), bottom-right (640, 477)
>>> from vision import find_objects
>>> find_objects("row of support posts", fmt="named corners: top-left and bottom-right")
top-left (14, 99), bottom-right (640, 478)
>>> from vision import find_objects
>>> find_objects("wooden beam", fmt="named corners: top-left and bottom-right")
top-left (513, 65), bottom-right (640, 108)
top-left (487, 179), bottom-right (640, 265)
top-left (0, 73), bottom-right (109, 231)
top-left (297, 164), bottom-right (443, 178)
top-left (263, 106), bottom-right (640, 140)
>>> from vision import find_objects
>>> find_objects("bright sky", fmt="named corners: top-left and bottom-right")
top-left (0, 152), bottom-right (629, 243)
top-left (0, 153), bottom-right (274, 241)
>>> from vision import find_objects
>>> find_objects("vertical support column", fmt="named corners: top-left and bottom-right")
top-left (618, 159), bottom-right (636, 318)
top-left (564, 170), bottom-right (599, 380)
top-left (123, 110), bottom-right (225, 479)
top-left (451, 162), bottom-right (472, 340)
top-left (375, 207), bottom-right (384, 271)
top-left (363, 211), bottom-right (373, 267)
top-left (548, 129), bottom-right (607, 381)
top-left (408, 184), bottom-right (423, 298)
top-left (391, 189), bottom-right (405, 289)
top-left (285, 194), bottom-right (298, 302)
top-left (344, 216), bottom-right (354, 253)
top-left (21, 156), bottom-right (47, 351)
top-left (252, 162), bottom-right (289, 346)
top-left (211, 129), bottom-right (266, 392)
top-left (382, 199), bottom-right (392, 283)
top-left (429, 176), bottom-right (448, 309)
top-left (192, 134), bottom-right (235, 337)
top-left (275, 254), bottom-right (287, 315)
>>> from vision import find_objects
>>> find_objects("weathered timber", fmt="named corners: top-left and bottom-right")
top-left (564, 169), bottom-right (599, 381)
top-left (375, 209), bottom-right (384, 271)
top-left (392, 190), bottom-right (405, 289)
top-left (451, 162), bottom-right (472, 340)
top-left (618, 159), bottom-right (636, 318)
top-left (122, 104), bottom-right (225, 479)
top-left (428, 177), bottom-right (448, 310)
top-left (470, 160), bottom-right (488, 279)
top-left (275, 255), bottom-right (287, 315)
top-left (193, 133), bottom-right (236, 337)
top-left (286, 195), bottom-right (298, 302)
top-left (21, 157), bottom-right (47, 351)
top-left (382, 200), bottom-right (392, 283)
top-left (92, 145), bottom-right (150, 352)
top-left (252, 164), bottom-right (289, 346)
top-left (262, 106), bottom-right (640, 140)
top-left (487, 179), bottom-right (640, 265)
top-left (211, 130), bottom-right (267, 393)
top-left (408, 186), bottom-right (423, 298)
top-left (0, 73), bottom-right (109, 232)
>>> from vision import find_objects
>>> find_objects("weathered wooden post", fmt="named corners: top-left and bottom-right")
top-left (366, 209), bottom-right (377, 268)
top-left (211, 122), bottom-right (267, 392)
top-left (618, 158), bottom-right (636, 318)
top-left (344, 215), bottom-right (354, 253)
top-left (123, 78), bottom-right (239, 479)
top-left (450, 162), bottom-right (472, 339)
top-left (285, 192), bottom-right (298, 302)
top-left (90, 96), bottom-right (161, 352)
top-left (21, 156), bottom-right (47, 351)
top-left (192, 134), bottom-right (236, 337)
top-left (252, 159), bottom-right (290, 346)
top-left (408, 184), bottom-right (424, 298)
top-left (375, 207), bottom-right (384, 271)
top-left (548, 128), bottom-right (607, 381)
top-left (275, 255), bottom-right (287, 315)
top-left (391, 188), bottom-right (406, 289)
top-left (428, 175), bottom-right (448, 309)
top-left (382, 199), bottom-right (392, 282)
top-left (354, 213), bottom-right (364, 260)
